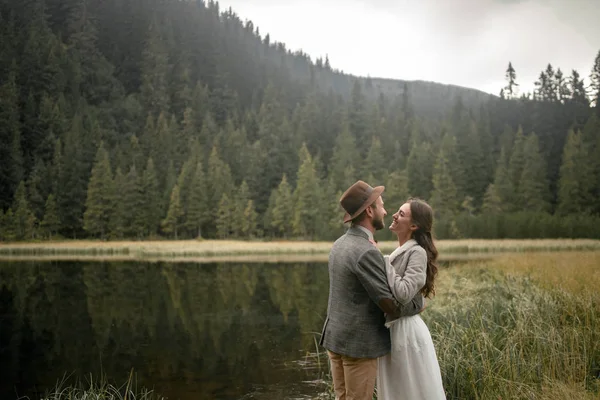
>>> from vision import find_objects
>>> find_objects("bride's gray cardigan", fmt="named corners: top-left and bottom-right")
top-left (384, 239), bottom-right (427, 323)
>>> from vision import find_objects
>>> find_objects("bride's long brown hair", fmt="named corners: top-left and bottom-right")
top-left (408, 198), bottom-right (438, 298)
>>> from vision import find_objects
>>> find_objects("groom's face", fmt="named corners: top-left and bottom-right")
top-left (371, 196), bottom-right (387, 230)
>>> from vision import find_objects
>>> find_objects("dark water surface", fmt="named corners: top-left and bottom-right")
top-left (0, 260), bottom-right (331, 399)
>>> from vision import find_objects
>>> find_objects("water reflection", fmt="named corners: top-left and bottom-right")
top-left (0, 260), bottom-right (331, 399)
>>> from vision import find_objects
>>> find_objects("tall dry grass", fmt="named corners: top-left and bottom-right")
top-left (424, 252), bottom-right (600, 399)
top-left (318, 252), bottom-right (600, 399)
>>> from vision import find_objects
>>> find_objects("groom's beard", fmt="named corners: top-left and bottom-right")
top-left (373, 217), bottom-right (384, 231)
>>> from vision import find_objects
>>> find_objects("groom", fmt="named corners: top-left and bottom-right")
top-left (319, 180), bottom-right (424, 400)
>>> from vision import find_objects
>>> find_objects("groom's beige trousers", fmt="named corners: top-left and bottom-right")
top-left (327, 350), bottom-right (378, 400)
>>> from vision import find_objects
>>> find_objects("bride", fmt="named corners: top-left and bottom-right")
top-left (377, 198), bottom-right (446, 399)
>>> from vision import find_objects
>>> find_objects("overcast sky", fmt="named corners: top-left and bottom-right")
top-left (218, 0), bottom-right (600, 96)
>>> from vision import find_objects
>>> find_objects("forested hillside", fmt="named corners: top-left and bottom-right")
top-left (0, 0), bottom-right (599, 241)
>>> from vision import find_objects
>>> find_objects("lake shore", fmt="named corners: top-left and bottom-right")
top-left (0, 238), bottom-right (599, 262)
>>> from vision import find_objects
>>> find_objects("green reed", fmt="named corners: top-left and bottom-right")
top-left (39, 371), bottom-right (165, 400)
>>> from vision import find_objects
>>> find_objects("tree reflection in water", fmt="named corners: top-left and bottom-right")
top-left (0, 260), bottom-right (330, 399)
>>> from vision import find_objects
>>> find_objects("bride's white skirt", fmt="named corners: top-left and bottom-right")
top-left (377, 314), bottom-right (446, 400)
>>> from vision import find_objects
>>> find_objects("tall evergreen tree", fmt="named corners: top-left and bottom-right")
top-left (241, 200), bottom-right (258, 238)
top-left (185, 161), bottom-right (208, 238)
top-left (216, 193), bottom-right (233, 239)
top-left (123, 164), bottom-right (145, 238)
top-left (41, 193), bottom-right (60, 238)
top-left (12, 181), bottom-right (36, 240)
top-left (508, 127), bottom-right (526, 198)
top-left (519, 133), bottom-right (550, 212)
top-left (140, 17), bottom-right (170, 116)
top-left (83, 142), bottom-right (114, 238)
top-left (503, 62), bottom-right (519, 99)
top-left (590, 50), bottom-right (600, 110)
top-left (142, 157), bottom-right (160, 236)
top-left (430, 134), bottom-right (460, 216)
top-left (57, 114), bottom-right (87, 237)
top-left (557, 129), bottom-right (594, 215)
top-left (491, 147), bottom-right (514, 212)
top-left (329, 119), bottom-right (360, 192)
top-left (362, 136), bottom-right (386, 184)
top-left (109, 167), bottom-right (127, 239)
top-left (482, 184), bottom-right (503, 214)
top-left (162, 183), bottom-right (184, 239)
top-left (406, 141), bottom-right (434, 200)
top-left (555, 68), bottom-right (571, 103)
top-left (292, 144), bottom-right (320, 239)
top-left (0, 61), bottom-right (23, 209)
top-left (570, 70), bottom-right (589, 107)
top-left (348, 80), bottom-right (369, 156)
top-left (271, 174), bottom-right (294, 237)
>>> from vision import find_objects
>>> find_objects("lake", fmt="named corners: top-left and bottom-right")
top-left (0, 260), bottom-right (332, 399)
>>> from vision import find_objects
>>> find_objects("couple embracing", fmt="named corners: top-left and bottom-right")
top-left (319, 180), bottom-right (446, 400)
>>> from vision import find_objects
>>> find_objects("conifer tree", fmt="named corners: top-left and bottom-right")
top-left (41, 193), bottom-right (60, 238)
top-left (2, 209), bottom-right (16, 241)
top-left (581, 114), bottom-right (600, 213)
top-left (141, 17), bottom-right (169, 116)
top-left (482, 184), bottom-right (503, 214)
top-left (555, 68), bottom-right (571, 103)
top-left (557, 129), bottom-right (594, 215)
top-left (503, 62), bottom-right (519, 99)
top-left (207, 146), bottom-right (234, 209)
top-left (590, 50), bottom-right (600, 109)
top-left (570, 70), bottom-right (589, 106)
top-left (406, 141), bottom-right (434, 200)
top-left (216, 193), bottom-right (233, 239)
top-left (162, 160), bottom-right (177, 218)
top-left (508, 127), bottom-right (526, 197)
top-left (185, 161), bottom-right (208, 238)
top-left (12, 181), bottom-right (36, 240)
top-left (329, 120), bottom-right (360, 192)
top-left (271, 174), bottom-right (294, 237)
top-left (83, 142), bottom-right (114, 238)
top-left (519, 133), bottom-right (550, 212)
top-left (142, 157), bottom-right (160, 236)
top-left (26, 158), bottom-right (48, 221)
top-left (362, 136), bottom-right (386, 184)
top-left (242, 200), bottom-right (258, 238)
top-left (0, 209), bottom-right (5, 241)
top-left (349, 80), bottom-right (368, 156)
top-left (162, 184), bottom-right (184, 239)
top-left (151, 112), bottom-right (173, 191)
top-left (430, 134), bottom-right (460, 216)
top-left (58, 115), bottom-right (87, 237)
top-left (491, 147), bottom-right (514, 212)
top-left (293, 144), bottom-right (320, 239)
top-left (123, 165), bottom-right (145, 238)
top-left (0, 61), bottom-right (23, 209)
top-left (109, 168), bottom-right (126, 239)
top-left (233, 180), bottom-right (251, 238)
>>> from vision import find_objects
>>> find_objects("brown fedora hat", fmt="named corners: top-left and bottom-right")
top-left (340, 180), bottom-right (385, 223)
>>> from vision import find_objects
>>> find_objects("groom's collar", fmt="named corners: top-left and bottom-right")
top-left (350, 225), bottom-right (374, 242)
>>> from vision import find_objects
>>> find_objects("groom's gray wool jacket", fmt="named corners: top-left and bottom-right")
top-left (319, 226), bottom-right (423, 359)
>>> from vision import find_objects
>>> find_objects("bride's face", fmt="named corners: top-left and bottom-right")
top-left (389, 203), bottom-right (416, 236)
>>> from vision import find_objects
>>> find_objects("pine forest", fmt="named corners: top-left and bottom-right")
top-left (1, 0), bottom-right (600, 242)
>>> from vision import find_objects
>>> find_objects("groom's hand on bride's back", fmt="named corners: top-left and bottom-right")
top-left (378, 293), bottom-right (424, 319)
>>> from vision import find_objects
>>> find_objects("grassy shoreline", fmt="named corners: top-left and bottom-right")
top-left (1, 238), bottom-right (599, 262)
top-left (315, 252), bottom-right (600, 399)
